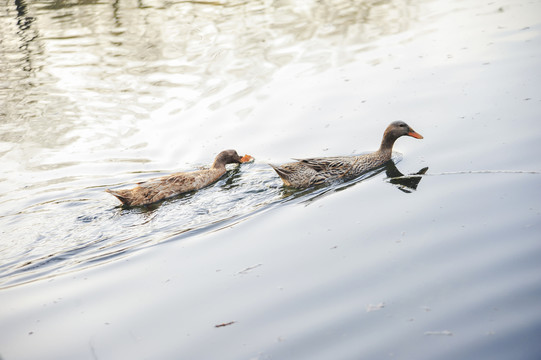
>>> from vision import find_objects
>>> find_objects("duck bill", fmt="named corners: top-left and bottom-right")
top-left (408, 130), bottom-right (423, 139)
top-left (240, 154), bottom-right (254, 163)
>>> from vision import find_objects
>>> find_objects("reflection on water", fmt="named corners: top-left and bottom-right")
top-left (1, 0), bottom-right (424, 152)
top-left (385, 162), bottom-right (429, 193)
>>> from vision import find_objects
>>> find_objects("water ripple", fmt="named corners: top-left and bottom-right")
top-left (0, 157), bottom-right (416, 288)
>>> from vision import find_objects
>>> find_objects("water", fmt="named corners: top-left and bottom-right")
top-left (1, 0), bottom-right (541, 359)
top-left (0, 0), bottom-right (430, 287)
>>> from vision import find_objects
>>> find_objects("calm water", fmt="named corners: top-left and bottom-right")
top-left (1, 0), bottom-right (541, 359)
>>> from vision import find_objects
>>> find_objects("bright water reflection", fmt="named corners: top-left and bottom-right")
top-left (2, 0), bottom-right (424, 150)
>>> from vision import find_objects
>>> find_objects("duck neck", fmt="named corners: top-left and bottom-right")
top-left (377, 136), bottom-right (396, 159)
top-left (211, 161), bottom-right (227, 172)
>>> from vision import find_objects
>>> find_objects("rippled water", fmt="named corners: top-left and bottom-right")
top-left (1, 153), bottom-right (410, 287)
top-left (0, 0), bottom-right (428, 287)
top-left (1, 0), bottom-right (541, 359)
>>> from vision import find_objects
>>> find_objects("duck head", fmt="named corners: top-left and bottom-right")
top-left (380, 121), bottom-right (423, 151)
top-left (213, 149), bottom-right (253, 168)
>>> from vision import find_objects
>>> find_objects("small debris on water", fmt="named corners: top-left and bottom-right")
top-left (236, 263), bottom-right (262, 275)
top-left (215, 321), bottom-right (236, 328)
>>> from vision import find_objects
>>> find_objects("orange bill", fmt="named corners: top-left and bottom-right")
top-left (240, 154), bottom-right (254, 163)
top-left (408, 130), bottom-right (423, 139)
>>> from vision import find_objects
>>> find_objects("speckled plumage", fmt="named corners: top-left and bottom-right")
top-left (107, 150), bottom-right (252, 207)
top-left (270, 121), bottom-right (423, 188)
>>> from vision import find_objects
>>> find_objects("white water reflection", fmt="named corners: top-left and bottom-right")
top-left (2, 0), bottom-right (427, 150)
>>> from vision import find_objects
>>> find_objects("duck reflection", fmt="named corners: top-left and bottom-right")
top-left (384, 161), bottom-right (428, 193)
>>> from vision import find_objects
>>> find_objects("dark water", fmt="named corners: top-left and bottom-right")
top-left (1, 0), bottom-right (541, 359)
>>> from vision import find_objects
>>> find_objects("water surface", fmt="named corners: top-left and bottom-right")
top-left (1, 0), bottom-right (541, 359)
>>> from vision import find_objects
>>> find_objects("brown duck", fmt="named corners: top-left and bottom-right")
top-left (107, 149), bottom-right (253, 207)
top-left (269, 121), bottom-right (423, 188)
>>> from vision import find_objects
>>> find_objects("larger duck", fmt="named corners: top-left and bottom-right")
top-left (270, 121), bottom-right (423, 188)
top-left (107, 149), bottom-right (253, 207)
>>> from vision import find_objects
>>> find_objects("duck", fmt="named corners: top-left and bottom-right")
top-left (106, 149), bottom-right (253, 207)
top-left (269, 121), bottom-right (423, 188)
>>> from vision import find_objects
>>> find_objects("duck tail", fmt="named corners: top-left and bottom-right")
top-left (269, 163), bottom-right (287, 177)
top-left (106, 189), bottom-right (131, 206)
top-left (269, 164), bottom-right (292, 186)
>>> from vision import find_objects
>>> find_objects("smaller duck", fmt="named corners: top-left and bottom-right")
top-left (107, 149), bottom-right (253, 207)
top-left (270, 121), bottom-right (423, 188)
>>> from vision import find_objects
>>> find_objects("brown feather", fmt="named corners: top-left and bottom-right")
top-left (270, 122), bottom-right (423, 188)
top-left (106, 150), bottom-right (251, 207)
